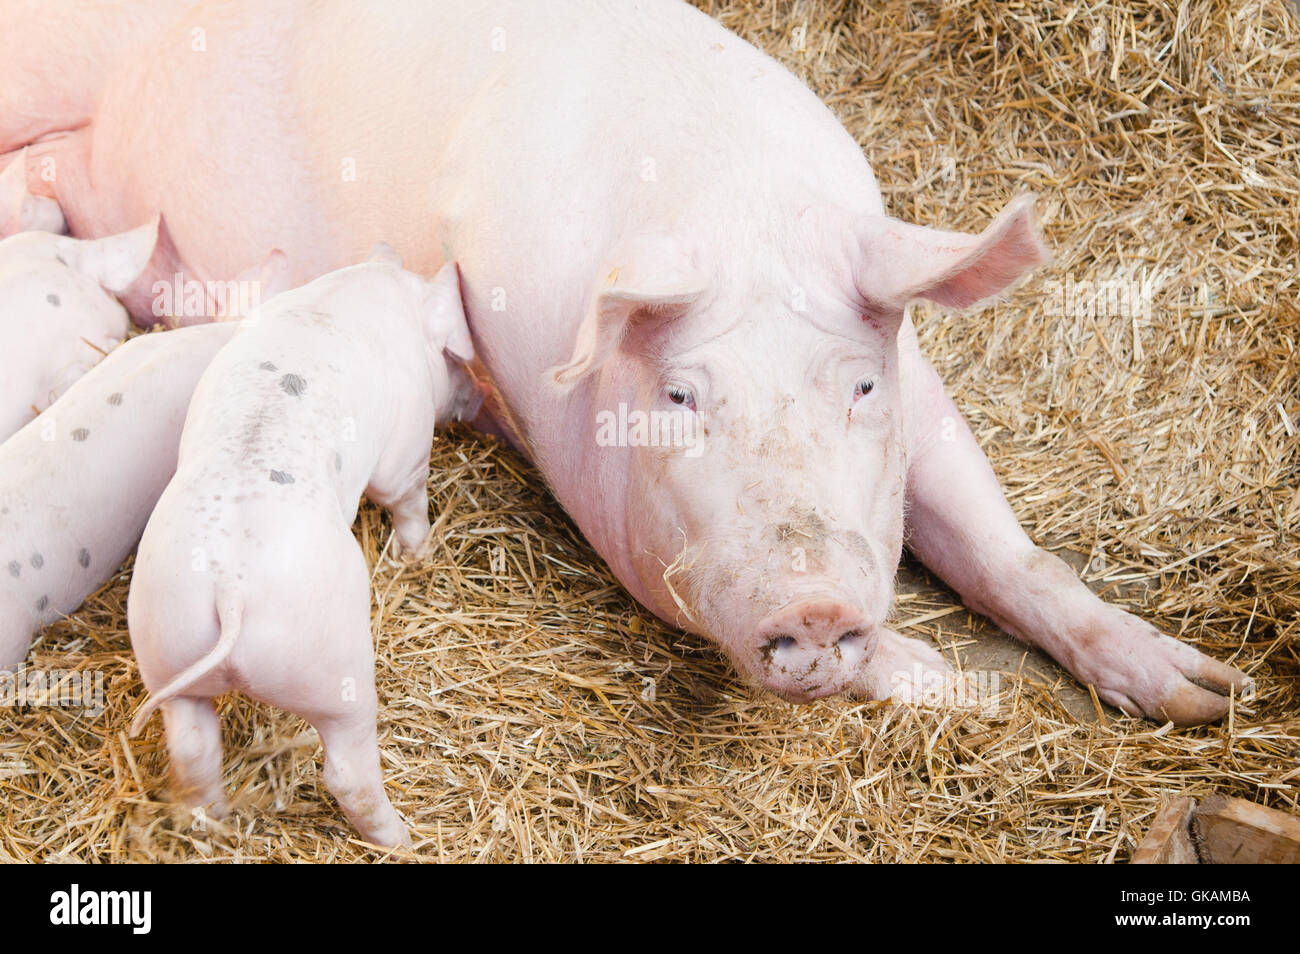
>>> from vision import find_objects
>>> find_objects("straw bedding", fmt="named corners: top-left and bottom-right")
top-left (1, 0), bottom-right (1296, 862)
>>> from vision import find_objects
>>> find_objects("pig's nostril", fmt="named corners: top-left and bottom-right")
top-left (765, 635), bottom-right (798, 656)
top-left (838, 629), bottom-right (868, 652)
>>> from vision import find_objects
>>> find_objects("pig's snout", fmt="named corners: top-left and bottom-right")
top-left (755, 598), bottom-right (875, 702)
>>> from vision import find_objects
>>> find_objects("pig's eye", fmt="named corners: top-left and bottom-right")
top-left (666, 384), bottom-right (696, 411)
top-left (854, 379), bottom-right (876, 402)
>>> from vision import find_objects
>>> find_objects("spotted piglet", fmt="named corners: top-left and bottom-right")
top-left (0, 322), bottom-right (240, 668)
top-left (0, 217), bottom-right (159, 442)
top-left (127, 248), bottom-right (479, 847)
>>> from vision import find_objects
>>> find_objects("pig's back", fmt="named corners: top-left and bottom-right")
top-left (292, 0), bottom-right (883, 429)
top-left (292, 0), bottom-right (881, 280)
top-left (165, 288), bottom-right (411, 544)
top-left (89, 0), bottom-right (879, 314)
top-left (173, 333), bottom-right (358, 508)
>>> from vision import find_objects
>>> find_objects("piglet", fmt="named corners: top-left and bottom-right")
top-left (0, 250), bottom-right (290, 666)
top-left (0, 147), bottom-right (65, 236)
top-left (127, 249), bottom-right (479, 847)
top-left (0, 218), bottom-right (159, 442)
top-left (0, 322), bottom-right (242, 668)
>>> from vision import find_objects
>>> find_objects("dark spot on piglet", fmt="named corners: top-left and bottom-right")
top-left (259, 361), bottom-right (277, 372)
top-left (270, 470), bottom-right (295, 484)
top-left (46, 293), bottom-right (60, 307)
top-left (335, 452), bottom-right (343, 472)
top-left (30, 553), bottom-right (43, 569)
top-left (107, 392), bottom-right (124, 406)
top-left (78, 548), bottom-right (91, 569)
top-left (36, 596), bottom-right (48, 612)
top-left (72, 428), bottom-right (89, 442)
top-left (280, 373), bottom-right (307, 397)
top-left (8, 561), bottom-right (19, 578)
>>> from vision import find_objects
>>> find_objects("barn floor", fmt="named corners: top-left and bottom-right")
top-left (1, 0), bottom-right (1297, 862)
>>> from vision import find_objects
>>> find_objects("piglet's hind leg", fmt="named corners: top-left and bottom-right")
top-left (314, 698), bottom-right (411, 849)
top-left (160, 696), bottom-right (229, 819)
top-left (257, 564), bottom-right (408, 847)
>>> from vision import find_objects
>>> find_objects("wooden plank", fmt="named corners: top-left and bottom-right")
top-left (1132, 798), bottom-right (1198, 864)
top-left (1194, 794), bottom-right (1300, 864)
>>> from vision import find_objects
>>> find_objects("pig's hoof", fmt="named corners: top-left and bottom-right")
top-left (852, 628), bottom-right (953, 702)
top-left (1073, 607), bottom-right (1253, 726)
top-left (389, 531), bottom-right (434, 565)
top-left (363, 819), bottom-right (411, 849)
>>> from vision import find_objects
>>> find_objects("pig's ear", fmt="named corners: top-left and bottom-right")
top-left (424, 261), bottom-right (475, 363)
top-left (366, 242), bottom-right (404, 268)
top-left (61, 216), bottom-right (160, 293)
top-left (550, 236), bottom-right (707, 388)
top-left (855, 195), bottom-right (1048, 314)
top-left (0, 148), bottom-right (65, 237)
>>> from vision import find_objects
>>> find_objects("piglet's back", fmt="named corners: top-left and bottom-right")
top-left (171, 263), bottom-right (430, 503)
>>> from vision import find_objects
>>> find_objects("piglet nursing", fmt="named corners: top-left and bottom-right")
top-left (128, 250), bottom-right (479, 847)
top-left (0, 322), bottom-right (239, 668)
top-left (0, 217), bottom-right (158, 442)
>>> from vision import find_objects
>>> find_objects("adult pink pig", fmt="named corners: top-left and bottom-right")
top-left (5, 0), bottom-right (1252, 724)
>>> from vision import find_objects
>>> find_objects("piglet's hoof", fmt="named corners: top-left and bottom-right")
top-left (388, 529), bottom-right (435, 565)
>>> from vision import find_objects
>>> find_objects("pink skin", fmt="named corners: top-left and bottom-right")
top-left (1, 148), bottom-right (65, 236)
top-left (127, 255), bottom-right (478, 847)
top-left (0, 322), bottom-right (238, 668)
top-left (0, 1), bottom-right (197, 157)
top-left (5, 0), bottom-right (1252, 724)
top-left (0, 219), bottom-right (159, 443)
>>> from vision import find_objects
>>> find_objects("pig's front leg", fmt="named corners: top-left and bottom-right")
top-left (367, 449), bottom-right (434, 562)
top-left (899, 350), bottom-right (1252, 725)
top-left (382, 481), bottom-right (432, 561)
top-left (852, 627), bottom-right (953, 702)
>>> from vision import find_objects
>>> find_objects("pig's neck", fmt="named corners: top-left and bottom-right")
top-left (531, 381), bottom-right (652, 612)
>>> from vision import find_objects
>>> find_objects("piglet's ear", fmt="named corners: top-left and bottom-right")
top-left (425, 261), bottom-right (475, 364)
top-left (855, 195), bottom-right (1048, 315)
top-left (61, 215), bottom-right (160, 293)
top-left (549, 234), bottom-right (707, 389)
top-left (366, 242), bottom-right (404, 268)
top-left (0, 148), bottom-right (65, 237)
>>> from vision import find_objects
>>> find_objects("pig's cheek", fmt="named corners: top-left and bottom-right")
top-left (630, 507), bottom-right (702, 625)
